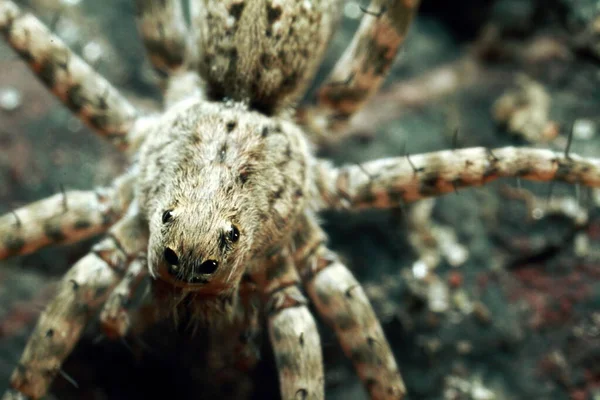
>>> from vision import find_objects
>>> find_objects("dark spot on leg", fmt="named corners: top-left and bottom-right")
top-left (0, 11), bottom-right (18, 35)
top-left (271, 324), bottom-right (284, 342)
top-left (419, 173), bottom-right (440, 196)
top-left (73, 219), bottom-right (91, 230)
top-left (314, 286), bottom-right (331, 306)
top-left (351, 343), bottom-right (379, 365)
top-left (4, 235), bottom-right (25, 254)
top-left (355, 187), bottom-right (377, 205)
top-left (275, 352), bottom-right (299, 372)
top-left (365, 378), bottom-right (378, 392)
top-left (44, 221), bottom-right (66, 242)
top-left (387, 189), bottom-right (405, 205)
top-left (334, 312), bottom-right (357, 331)
top-left (45, 329), bottom-right (54, 338)
top-left (38, 60), bottom-right (58, 87)
top-left (226, 121), bottom-right (236, 132)
top-left (65, 84), bottom-right (85, 113)
top-left (88, 114), bottom-right (109, 131)
top-left (517, 167), bottom-right (533, 176)
top-left (261, 126), bottom-right (270, 137)
top-left (69, 279), bottom-right (79, 291)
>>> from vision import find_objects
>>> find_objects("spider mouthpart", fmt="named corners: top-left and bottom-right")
top-left (228, 225), bottom-right (240, 242)
top-left (196, 260), bottom-right (219, 274)
top-left (161, 210), bottom-right (174, 223)
top-left (163, 247), bottom-right (179, 265)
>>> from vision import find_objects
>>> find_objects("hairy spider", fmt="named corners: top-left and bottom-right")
top-left (0, 0), bottom-right (599, 399)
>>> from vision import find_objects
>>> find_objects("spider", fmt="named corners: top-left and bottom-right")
top-left (1, 0), bottom-right (600, 399)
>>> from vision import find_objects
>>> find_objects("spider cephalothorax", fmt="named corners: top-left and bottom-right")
top-left (138, 99), bottom-right (313, 295)
top-left (1, 0), bottom-right (599, 399)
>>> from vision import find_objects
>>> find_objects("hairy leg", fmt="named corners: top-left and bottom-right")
top-left (293, 213), bottom-right (405, 400)
top-left (313, 147), bottom-right (600, 211)
top-left (3, 206), bottom-right (147, 399)
top-left (134, 0), bottom-right (203, 106)
top-left (0, 171), bottom-right (136, 260)
top-left (0, 0), bottom-right (139, 150)
top-left (298, 0), bottom-right (420, 144)
top-left (134, 0), bottom-right (189, 75)
top-left (251, 249), bottom-right (324, 399)
top-left (99, 256), bottom-right (148, 339)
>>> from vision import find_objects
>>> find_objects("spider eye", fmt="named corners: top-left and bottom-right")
top-left (197, 260), bottom-right (219, 274)
top-left (228, 225), bottom-right (240, 242)
top-left (162, 210), bottom-right (174, 223)
top-left (163, 248), bottom-right (179, 265)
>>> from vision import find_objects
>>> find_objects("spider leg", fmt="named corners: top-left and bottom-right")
top-left (313, 147), bottom-right (600, 211)
top-left (134, 0), bottom-right (203, 106)
top-left (297, 0), bottom-right (420, 144)
top-left (4, 206), bottom-right (147, 399)
top-left (251, 249), bottom-right (324, 399)
top-left (293, 213), bottom-right (405, 400)
top-left (99, 256), bottom-right (148, 339)
top-left (0, 1), bottom-right (139, 150)
top-left (134, 0), bottom-right (189, 75)
top-left (0, 171), bottom-right (136, 260)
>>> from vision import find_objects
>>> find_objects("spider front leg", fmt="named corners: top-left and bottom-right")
top-left (0, 0), bottom-right (139, 150)
top-left (0, 171), bottom-right (136, 260)
top-left (99, 255), bottom-right (148, 339)
top-left (298, 0), bottom-right (420, 144)
top-left (3, 206), bottom-right (148, 400)
top-left (251, 249), bottom-right (324, 399)
top-left (293, 213), bottom-right (405, 400)
top-left (314, 147), bottom-right (600, 210)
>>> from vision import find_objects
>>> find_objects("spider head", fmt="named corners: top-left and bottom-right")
top-left (147, 198), bottom-right (250, 293)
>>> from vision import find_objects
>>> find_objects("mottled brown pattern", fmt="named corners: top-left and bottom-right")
top-left (0, 172), bottom-right (135, 260)
top-left (298, 0), bottom-right (421, 142)
top-left (0, 2), bottom-right (138, 147)
top-left (8, 210), bottom-right (147, 399)
top-left (318, 147), bottom-right (600, 210)
top-left (294, 215), bottom-right (405, 400)
top-left (99, 257), bottom-right (148, 338)
top-left (253, 253), bottom-right (324, 399)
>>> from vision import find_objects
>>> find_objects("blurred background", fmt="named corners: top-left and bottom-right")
top-left (0, 0), bottom-right (599, 398)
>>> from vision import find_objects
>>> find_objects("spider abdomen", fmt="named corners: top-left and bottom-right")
top-left (191, 0), bottom-right (342, 113)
